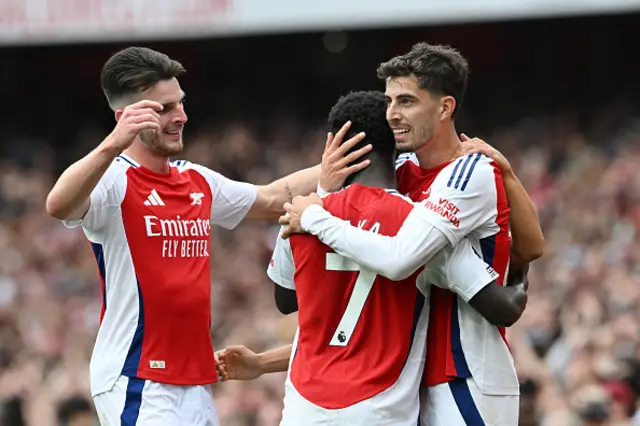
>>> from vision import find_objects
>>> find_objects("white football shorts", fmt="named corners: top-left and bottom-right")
top-left (280, 376), bottom-right (420, 426)
top-left (93, 375), bottom-right (219, 426)
top-left (419, 377), bottom-right (519, 426)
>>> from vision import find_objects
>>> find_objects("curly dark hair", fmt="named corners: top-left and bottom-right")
top-left (377, 42), bottom-right (469, 118)
top-left (101, 46), bottom-right (185, 109)
top-left (327, 90), bottom-right (396, 176)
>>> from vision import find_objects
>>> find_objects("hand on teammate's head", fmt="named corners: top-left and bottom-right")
top-left (319, 121), bottom-right (371, 193)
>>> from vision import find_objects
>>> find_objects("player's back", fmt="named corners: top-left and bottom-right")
top-left (286, 184), bottom-right (428, 424)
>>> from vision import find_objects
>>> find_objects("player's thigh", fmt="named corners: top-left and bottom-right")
top-left (92, 376), bottom-right (179, 426)
top-left (420, 379), bottom-right (519, 426)
top-left (141, 381), bottom-right (219, 426)
top-left (93, 376), bottom-right (128, 426)
top-left (94, 376), bottom-right (215, 426)
top-left (178, 384), bottom-right (219, 426)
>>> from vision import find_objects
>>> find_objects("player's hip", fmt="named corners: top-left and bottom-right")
top-left (93, 375), bottom-right (219, 426)
top-left (281, 378), bottom-right (420, 426)
top-left (419, 377), bottom-right (519, 426)
top-left (89, 357), bottom-right (219, 397)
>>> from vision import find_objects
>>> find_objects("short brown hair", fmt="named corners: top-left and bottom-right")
top-left (377, 43), bottom-right (469, 117)
top-left (101, 47), bottom-right (185, 108)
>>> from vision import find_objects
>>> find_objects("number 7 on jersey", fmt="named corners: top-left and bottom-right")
top-left (326, 253), bottom-right (378, 347)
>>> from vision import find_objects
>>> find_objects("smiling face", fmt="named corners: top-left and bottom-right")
top-left (376, 43), bottom-right (470, 155)
top-left (136, 78), bottom-right (188, 157)
top-left (385, 75), bottom-right (443, 153)
top-left (101, 47), bottom-right (188, 157)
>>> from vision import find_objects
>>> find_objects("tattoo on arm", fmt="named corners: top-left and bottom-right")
top-left (285, 182), bottom-right (293, 202)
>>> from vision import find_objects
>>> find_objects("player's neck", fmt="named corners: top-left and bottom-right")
top-left (123, 142), bottom-right (171, 174)
top-left (415, 125), bottom-right (461, 169)
top-left (349, 160), bottom-right (397, 190)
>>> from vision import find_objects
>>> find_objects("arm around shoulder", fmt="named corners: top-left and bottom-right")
top-left (468, 283), bottom-right (527, 327)
top-left (502, 169), bottom-right (544, 266)
top-left (444, 236), bottom-right (527, 327)
top-left (301, 204), bottom-right (451, 280)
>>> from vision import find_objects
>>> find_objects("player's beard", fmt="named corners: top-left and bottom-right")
top-left (140, 129), bottom-right (183, 157)
top-left (396, 122), bottom-right (434, 154)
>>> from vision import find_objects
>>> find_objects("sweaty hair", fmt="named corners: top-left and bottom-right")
top-left (377, 42), bottom-right (469, 117)
top-left (327, 90), bottom-right (396, 186)
top-left (101, 46), bottom-right (185, 109)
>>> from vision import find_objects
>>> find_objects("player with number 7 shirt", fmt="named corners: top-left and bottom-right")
top-left (267, 90), bottom-right (500, 426)
top-left (218, 43), bottom-right (543, 426)
top-left (280, 44), bottom-right (544, 425)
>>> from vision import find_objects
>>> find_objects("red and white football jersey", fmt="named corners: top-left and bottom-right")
top-left (395, 152), bottom-right (517, 396)
top-left (63, 153), bottom-right (257, 396)
top-left (267, 184), bottom-right (496, 426)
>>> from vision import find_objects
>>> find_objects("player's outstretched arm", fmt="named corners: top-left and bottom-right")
top-left (246, 122), bottom-right (370, 221)
top-left (216, 345), bottom-right (292, 381)
top-left (46, 100), bottom-right (162, 221)
top-left (458, 135), bottom-right (544, 268)
top-left (283, 154), bottom-right (523, 280)
top-left (247, 165), bottom-right (321, 221)
top-left (257, 344), bottom-right (293, 375)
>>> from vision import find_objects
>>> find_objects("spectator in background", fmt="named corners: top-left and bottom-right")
top-left (0, 397), bottom-right (26, 426)
top-left (0, 105), bottom-right (640, 425)
top-left (56, 396), bottom-right (95, 426)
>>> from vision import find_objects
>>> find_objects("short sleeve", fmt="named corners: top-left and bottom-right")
top-left (418, 154), bottom-right (502, 246)
top-left (188, 163), bottom-right (258, 230)
top-left (443, 239), bottom-right (499, 303)
top-left (62, 161), bottom-right (126, 234)
top-left (266, 227), bottom-right (296, 290)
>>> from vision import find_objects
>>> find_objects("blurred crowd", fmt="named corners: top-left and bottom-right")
top-left (0, 104), bottom-right (640, 426)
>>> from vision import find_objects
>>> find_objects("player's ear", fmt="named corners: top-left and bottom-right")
top-left (439, 96), bottom-right (456, 121)
top-left (114, 109), bottom-right (124, 122)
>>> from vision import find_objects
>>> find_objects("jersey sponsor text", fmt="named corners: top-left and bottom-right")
top-left (144, 214), bottom-right (210, 258)
top-left (420, 197), bottom-right (461, 228)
